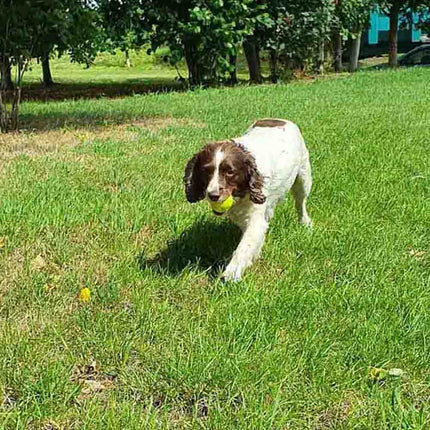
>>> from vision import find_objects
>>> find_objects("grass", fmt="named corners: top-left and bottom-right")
top-left (17, 49), bottom-right (253, 101)
top-left (0, 65), bottom-right (430, 429)
top-left (14, 48), bottom-right (384, 102)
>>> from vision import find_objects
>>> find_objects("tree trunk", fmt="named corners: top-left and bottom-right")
top-left (256, 43), bottom-right (262, 77)
top-left (228, 54), bottom-right (238, 85)
top-left (348, 32), bottom-right (362, 72)
top-left (0, 58), bottom-right (24, 132)
top-left (0, 90), bottom-right (7, 132)
top-left (333, 32), bottom-right (343, 72)
top-left (243, 38), bottom-right (262, 84)
top-left (184, 40), bottom-right (203, 86)
top-left (269, 49), bottom-right (278, 83)
top-left (0, 61), bottom-right (9, 132)
top-left (125, 49), bottom-right (131, 68)
top-left (9, 86), bottom-right (21, 131)
top-left (388, 6), bottom-right (399, 67)
top-left (0, 56), bottom-right (14, 90)
top-left (42, 52), bottom-right (54, 87)
top-left (315, 42), bottom-right (325, 74)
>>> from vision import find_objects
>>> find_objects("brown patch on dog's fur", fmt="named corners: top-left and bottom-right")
top-left (184, 140), bottom-right (265, 204)
top-left (253, 119), bottom-right (287, 128)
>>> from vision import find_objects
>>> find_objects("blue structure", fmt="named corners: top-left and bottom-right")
top-left (367, 9), bottom-right (427, 45)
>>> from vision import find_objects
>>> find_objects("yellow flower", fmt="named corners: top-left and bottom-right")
top-left (78, 288), bottom-right (91, 302)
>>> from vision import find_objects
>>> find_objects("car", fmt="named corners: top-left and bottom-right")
top-left (398, 44), bottom-right (430, 67)
top-left (420, 33), bottom-right (430, 44)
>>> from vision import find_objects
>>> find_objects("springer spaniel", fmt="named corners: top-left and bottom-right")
top-left (184, 118), bottom-right (312, 281)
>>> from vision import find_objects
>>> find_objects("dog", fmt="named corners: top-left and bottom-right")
top-left (184, 118), bottom-right (312, 281)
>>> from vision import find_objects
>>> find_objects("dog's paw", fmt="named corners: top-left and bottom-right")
top-left (299, 216), bottom-right (312, 228)
top-left (222, 263), bottom-right (243, 282)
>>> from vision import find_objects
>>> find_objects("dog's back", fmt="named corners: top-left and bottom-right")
top-left (234, 118), bottom-right (309, 204)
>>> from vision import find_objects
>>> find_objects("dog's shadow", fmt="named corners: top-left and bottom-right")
top-left (137, 220), bottom-right (242, 278)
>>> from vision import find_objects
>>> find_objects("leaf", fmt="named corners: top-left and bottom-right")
top-left (388, 368), bottom-right (404, 378)
top-left (369, 367), bottom-right (388, 381)
top-left (44, 283), bottom-right (56, 292)
top-left (31, 254), bottom-right (47, 271)
top-left (0, 237), bottom-right (5, 249)
top-left (80, 379), bottom-right (113, 395)
top-left (408, 249), bottom-right (427, 260)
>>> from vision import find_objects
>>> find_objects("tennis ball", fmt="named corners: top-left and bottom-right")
top-left (210, 195), bottom-right (234, 213)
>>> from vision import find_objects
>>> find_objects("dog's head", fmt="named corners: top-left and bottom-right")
top-left (183, 140), bottom-right (266, 205)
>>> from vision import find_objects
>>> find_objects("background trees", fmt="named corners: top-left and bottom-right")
top-left (1, 0), bottom-right (430, 132)
top-left (332, 0), bottom-right (373, 72)
top-left (0, 0), bottom-right (100, 131)
top-left (1, 0), bottom-right (49, 131)
top-left (99, 0), bottom-right (146, 67)
top-left (145, 0), bottom-right (270, 86)
top-left (377, 0), bottom-right (430, 67)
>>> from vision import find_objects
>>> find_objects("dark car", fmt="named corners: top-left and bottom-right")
top-left (398, 44), bottom-right (430, 67)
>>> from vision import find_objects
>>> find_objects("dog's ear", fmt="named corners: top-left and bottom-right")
top-left (184, 152), bottom-right (206, 203)
top-left (246, 156), bottom-right (266, 204)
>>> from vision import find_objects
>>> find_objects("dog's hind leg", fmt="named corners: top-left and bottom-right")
top-left (291, 157), bottom-right (312, 227)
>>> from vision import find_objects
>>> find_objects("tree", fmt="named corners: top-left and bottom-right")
top-left (146, 0), bottom-right (268, 86)
top-left (346, 1), bottom-right (373, 72)
top-left (0, 0), bottom-right (100, 132)
top-left (254, 0), bottom-right (334, 79)
top-left (333, 0), bottom-right (373, 72)
top-left (0, 55), bottom-right (13, 90)
top-left (38, 1), bottom-right (102, 86)
top-left (241, 2), bottom-right (273, 83)
top-left (66, 2), bottom-right (104, 68)
top-left (382, 0), bottom-right (404, 66)
top-left (378, 1), bottom-right (430, 67)
top-left (332, 0), bottom-right (344, 72)
top-left (99, 0), bottom-right (146, 67)
top-left (0, 0), bottom-right (43, 131)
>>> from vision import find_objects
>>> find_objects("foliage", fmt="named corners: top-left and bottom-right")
top-left (67, 3), bottom-right (105, 67)
top-left (337, 0), bottom-right (373, 37)
top-left (0, 0), bottom-right (50, 131)
top-left (375, 0), bottom-right (430, 66)
top-left (0, 0), bottom-right (101, 65)
top-left (98, 0), bottom-right (147, 57)
top-left (254, 0), bottom-right (335, 70)
top-left (0, 0), bottom-right (101, 131)
top-left (146, 0), bottom-right (271, 84)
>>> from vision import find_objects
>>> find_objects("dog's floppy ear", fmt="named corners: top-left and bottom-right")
top-left (246, 155), bottom-right (266, 204)
top-left (184, 152), bottom-right (206, 203)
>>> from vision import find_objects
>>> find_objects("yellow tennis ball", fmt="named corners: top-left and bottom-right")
top-left (210, 195), bottom-right (234, 213)
top-left (78, 287), bottom-right (91, 302)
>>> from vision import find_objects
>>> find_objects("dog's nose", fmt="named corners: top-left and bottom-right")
top-left (208, 193), bottom-right (220, 202)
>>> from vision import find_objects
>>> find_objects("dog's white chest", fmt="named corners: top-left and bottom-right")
top-left (227, 197), bottom-right (254, 230)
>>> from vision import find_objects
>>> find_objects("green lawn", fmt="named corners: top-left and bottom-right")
top-left (0, 66), bottom-right (430, 429)
top-left (19, 50), bottom-right (252, 100)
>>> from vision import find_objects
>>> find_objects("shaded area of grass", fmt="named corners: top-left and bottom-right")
top-left (7, 49), bottom-right (391, 105)
top-left (139, 221), bottom-right (242, 278)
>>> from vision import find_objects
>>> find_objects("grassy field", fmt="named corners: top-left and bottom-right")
top-left (17, 49), bottom-right (383, 101)
top-left (18, 50), bottom-right (254, 101)
top-left (0, 65), bottom-right (429, 429)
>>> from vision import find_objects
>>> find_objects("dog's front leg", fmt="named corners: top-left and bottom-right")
top-left (223, 208), bottom-right (268, 281)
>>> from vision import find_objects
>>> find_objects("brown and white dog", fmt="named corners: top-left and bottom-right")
top-left (184, 118), bottom-right (312, 281)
